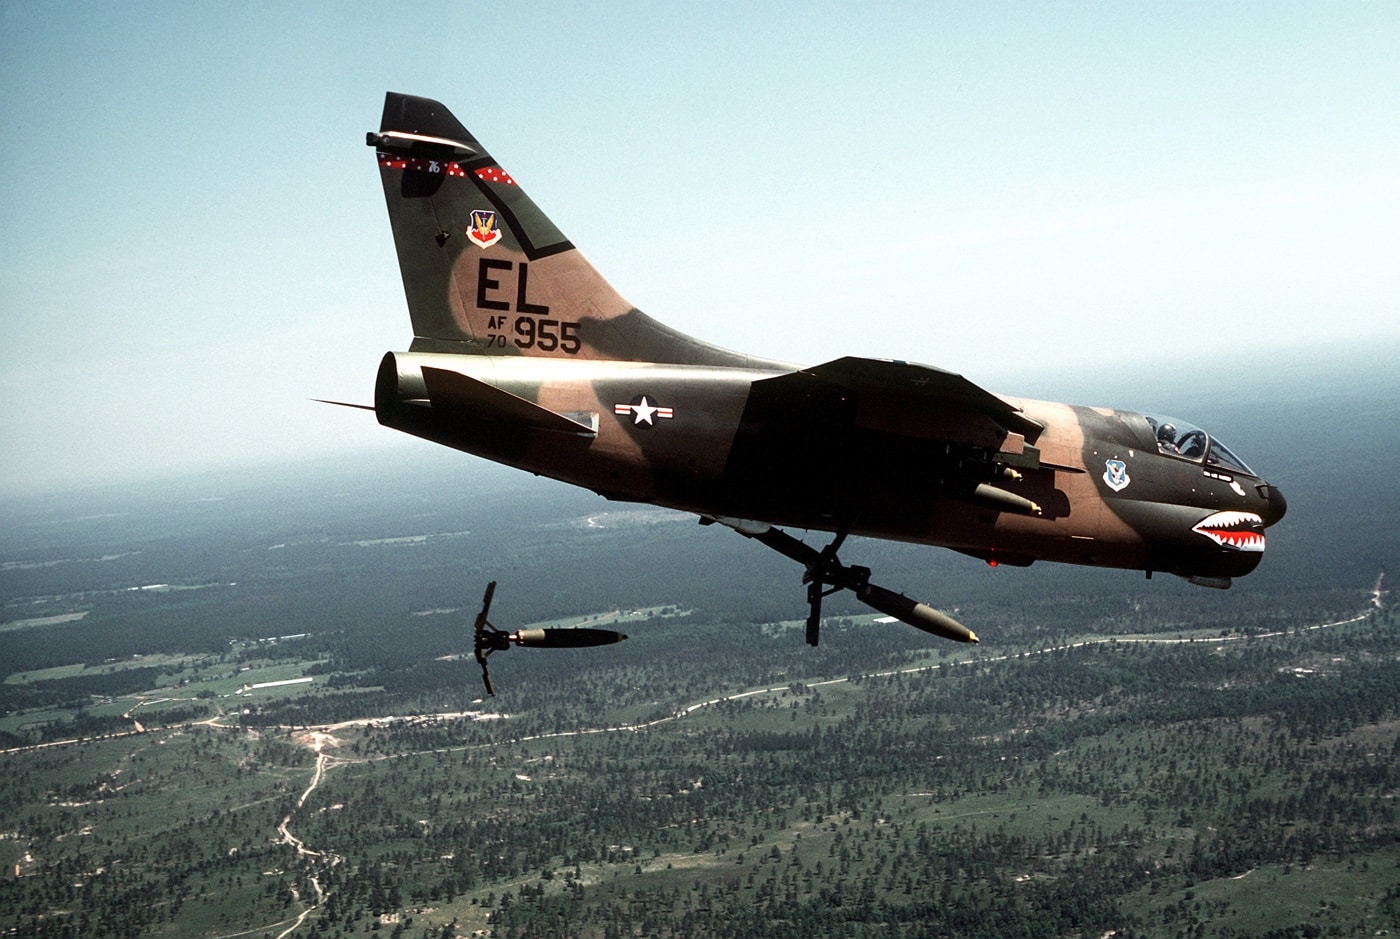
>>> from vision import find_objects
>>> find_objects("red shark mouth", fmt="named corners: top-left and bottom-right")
top-left (1192, 511), bottom-right (1266, 552)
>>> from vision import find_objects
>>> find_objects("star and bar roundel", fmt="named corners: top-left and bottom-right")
top-left (614, 395), bottom-right (673, 426)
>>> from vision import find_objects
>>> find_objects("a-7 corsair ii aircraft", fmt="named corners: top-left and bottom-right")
top-left (348, 92), bottom-right (1286, 668)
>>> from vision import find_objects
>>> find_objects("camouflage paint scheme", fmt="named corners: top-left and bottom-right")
top-left (366, 92), bottom-right (1286, 624)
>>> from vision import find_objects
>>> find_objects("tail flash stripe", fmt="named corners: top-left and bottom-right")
top-left (474, 166), bottom-right (517, 186)
top-left (377, 155), bottom-right (468, 177)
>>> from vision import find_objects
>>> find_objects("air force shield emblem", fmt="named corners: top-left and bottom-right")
top-left (467, 209), bottom-right (502, 249)
top-left (1103, 459), bottom-right (1131, 493)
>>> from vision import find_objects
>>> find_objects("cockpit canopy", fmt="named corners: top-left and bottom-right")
top-left (1144, 414), bottom-right (1255, 476)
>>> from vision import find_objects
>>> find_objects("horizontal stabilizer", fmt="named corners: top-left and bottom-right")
top-left (419, 367), bottom-right (597, 437)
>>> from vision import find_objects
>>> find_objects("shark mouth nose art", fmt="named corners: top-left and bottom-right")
top-left (1192, 511), bottom-right (1266, 552)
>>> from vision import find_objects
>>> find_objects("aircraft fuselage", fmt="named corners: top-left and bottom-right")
top-left (376, 351), bottom-right (1283, 585)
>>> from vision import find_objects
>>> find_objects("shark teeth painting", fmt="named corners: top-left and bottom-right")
top-left (1192, 511), bottom-right (1266, 552)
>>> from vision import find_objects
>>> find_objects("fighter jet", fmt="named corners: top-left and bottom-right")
top-left (353, 91), bottom-right (1287, 651)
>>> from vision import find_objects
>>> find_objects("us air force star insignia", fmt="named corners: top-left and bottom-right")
top-left (1103, 459), bottom-right (1131, 493)
top-left (614, 395), bottom-right (674, 426)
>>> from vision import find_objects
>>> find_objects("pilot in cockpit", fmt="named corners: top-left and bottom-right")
top-left (1156, 421), bottom-right (1178, 453)
top-left (1146, 413), bottom-right (1253, 472)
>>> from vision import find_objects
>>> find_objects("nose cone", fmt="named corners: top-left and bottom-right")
top-left (1258, 483), bottom-right (1287, 527)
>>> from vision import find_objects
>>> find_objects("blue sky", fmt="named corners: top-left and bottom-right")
top-left (2, 2), bottom-right (1397, 493)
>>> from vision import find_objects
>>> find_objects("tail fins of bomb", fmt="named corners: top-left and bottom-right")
top-left (471, 581), bottom-right (628, 696)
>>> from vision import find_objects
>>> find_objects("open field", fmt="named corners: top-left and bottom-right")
top-left (1, 591), bottom-right (1394, 937)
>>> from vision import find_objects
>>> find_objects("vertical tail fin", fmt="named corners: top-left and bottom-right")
top-left (370, 92), bottom-right (761, 367)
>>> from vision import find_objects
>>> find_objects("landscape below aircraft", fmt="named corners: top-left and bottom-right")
top-left (338, 92), bottom-right (1287, 688)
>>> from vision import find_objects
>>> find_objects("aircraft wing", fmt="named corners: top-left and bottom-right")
top-left (753, 356), bottom-right (1042, 450)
